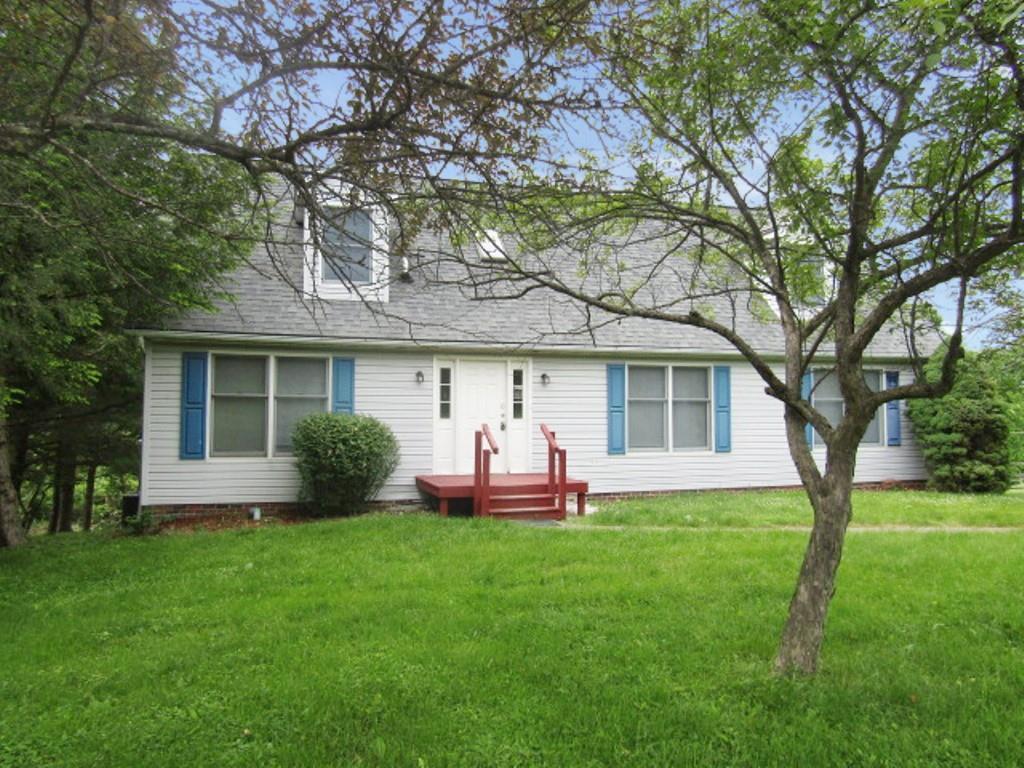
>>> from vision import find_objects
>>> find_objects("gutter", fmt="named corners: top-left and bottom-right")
top-left (127, 327), bottom-right (919, 365)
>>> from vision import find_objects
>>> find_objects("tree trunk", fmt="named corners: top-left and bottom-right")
top-left (82, 464), bottom-right (97, 531)
top-left (775, 452), bottom-right (856, 675)
top-left (0, 417), bottom-right (27, 547)
top-left (57, 448), bottom-right (76, 533)
top-left (48, 459), bottom-right (61, 534)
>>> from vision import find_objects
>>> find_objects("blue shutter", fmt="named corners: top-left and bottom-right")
top-left (180, 352), bottom-right (207, 460)
top-left (607, 364), bottom-right (625, 455)
top-left (801, 371), bottom-right (814, 446)
top-left (713, 365), bottom-right (731, 452)
top-left (885, 370), bottom-right (901, 446)
top-left (332, 357), bottom-right (355, 414)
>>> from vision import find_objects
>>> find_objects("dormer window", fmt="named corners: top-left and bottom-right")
top-left (323, 209), bottom-right (372, 285)
top-left (476, 229), bottom-right (506, 262)
top-left (303, 189), bottom-right (389, 301)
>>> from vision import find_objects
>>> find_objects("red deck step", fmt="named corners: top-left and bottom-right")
top-left (415, 472), bottom-right (589, 519)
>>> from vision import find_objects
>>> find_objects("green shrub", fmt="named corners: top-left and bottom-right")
top-left (292, 412), bottom-right (400, 516)
top-left (121, 508), bottom-right (156, 536)
top-left (908, 352), bottom-right (1014, 493)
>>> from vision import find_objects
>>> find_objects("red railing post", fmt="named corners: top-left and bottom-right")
top-left (558, 448), bottom-right (567, 517)
top-left (474, 424), bottom-right (499, 517)
top-left (473, 430), bottom-right (482, 516)
top-left (547, 445), bottom-right (555, 494)
top-left (482, 450), bottom-right (491, 516)
top-left (540, 424), bottom-right (568, 518)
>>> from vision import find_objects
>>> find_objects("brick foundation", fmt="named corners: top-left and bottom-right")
top-left (145, 480), bottom-right (926, 523)
top-left (144, 499), bottom-right (424, 527)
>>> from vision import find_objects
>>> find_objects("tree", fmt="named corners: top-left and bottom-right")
top-left (0, 0), bottom-right (594, 546)
top-left (420, 0), bottom-right (1024, 673)
top-left (908, 350), bottom-right (1015, 492)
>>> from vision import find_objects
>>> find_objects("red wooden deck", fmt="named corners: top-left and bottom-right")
top-left (416, 472), bottom-right (589, 518)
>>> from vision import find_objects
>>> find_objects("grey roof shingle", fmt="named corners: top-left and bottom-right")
top-left (141, 193), bottom-right (932, 361)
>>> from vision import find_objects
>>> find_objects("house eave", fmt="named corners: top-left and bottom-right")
top-left (129, 327), bottom-right (917, 364)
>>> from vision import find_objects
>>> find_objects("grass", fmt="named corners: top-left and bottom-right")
top-left (1, 512), bottom-right (1023, 766)
top-left (579, 488), bottom-right (1024, 529)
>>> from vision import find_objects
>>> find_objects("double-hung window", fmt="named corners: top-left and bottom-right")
top-left (322, 209), bottom-right (372, 286)
top-left (211, 356), bottom-right (269, 457)
top-left (812, 369), bottom-right (882, 445)
top-left (672, 367), bottom-right (710, 450)
top-left (627, 365), bottom-right (712, 452)
top-left (628, 366), bottom-right (668, 450)
top-left (209, 354), bottom-right (330, 457)
top-left (274, 357), bottom-right (329, 454)
top-left (303, 185), bottom-right (388, 301)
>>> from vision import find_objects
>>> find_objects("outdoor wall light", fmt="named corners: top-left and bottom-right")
top-left (415, 370), bottom-right (425, 384)
top-left (540, 373), bottom-right (550, 385)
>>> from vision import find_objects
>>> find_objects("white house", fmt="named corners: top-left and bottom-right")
top-left (134, 186), bottom-right (928, 518)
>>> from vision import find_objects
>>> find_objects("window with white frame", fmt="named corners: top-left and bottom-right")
top-left (211, 356), bottom-right (269, 457)
top-left (628, 366), bottom-right (668, 450)
top-left (512, 368), bottom-right (524, 419)
top-left (672, 367), bottom-right (711, 450)
top-left (439, 367), bottom-right (452, 419)
top-left (274, 357), bottom-right (329, 454)
top-left (812, 369), bottom-right (882, 445)
top-left (322, 209), bottom-right (373, 285)
top-left (627, 365), bottom-right (712, 452)
top-left (303, 191), bottom-right (388, 300)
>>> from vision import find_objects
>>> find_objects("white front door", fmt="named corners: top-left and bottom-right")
top-left (433, 357), bottom-right (530, 475)
top-left (455, 360), bottom-right (509, 473)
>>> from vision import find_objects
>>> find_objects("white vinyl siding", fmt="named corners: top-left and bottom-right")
top-left (529, 358), bottom-right (925, 495)
top-left (140, 344), bottom-right (926, 506)
top-left (141, 344), bottom-right (432, 505)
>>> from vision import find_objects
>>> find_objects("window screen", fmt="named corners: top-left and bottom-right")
top-left (211, 356), bottom-right (268, 456)
top-left (628, 366), bottom-right (667, 450)
top-left (274, 357), bottom-right (328, 453)
top-left (813, 369), bottom-right (882, 445)
top-left (322, 209), bottom-right (372, 284)
top-left (672, 367), bottom-right (710, 449)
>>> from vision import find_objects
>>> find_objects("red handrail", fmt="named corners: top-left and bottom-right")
top-left (481, 423), bottom-right (499, 454)
top-left (473, 423), bottom-right (499, 516)
top-left (540, 423), bottom-right (567, 517)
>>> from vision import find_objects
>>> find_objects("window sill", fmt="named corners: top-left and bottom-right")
top-left (311, 282), bottom-right (389, 302)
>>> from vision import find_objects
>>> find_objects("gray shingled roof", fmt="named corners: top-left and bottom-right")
top-left (141, 194), bottom-right (932, 361)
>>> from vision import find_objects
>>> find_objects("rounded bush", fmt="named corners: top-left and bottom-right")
top-left (292, 412), bottom-right (400, 516)
top-left (907, 353), bottom-right (1014, 494)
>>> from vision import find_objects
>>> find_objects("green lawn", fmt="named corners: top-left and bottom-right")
top-left (2, 513), bottom-right (1023, 767)
top-left (579, 488), bottom-right (1024, 529)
